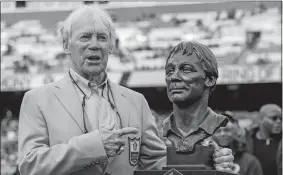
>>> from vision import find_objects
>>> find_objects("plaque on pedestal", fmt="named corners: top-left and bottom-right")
top-left (134, 145), bottom-right (236, 175)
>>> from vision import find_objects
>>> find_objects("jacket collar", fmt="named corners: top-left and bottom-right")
top-left (52, 74), bottom-right (131, 132)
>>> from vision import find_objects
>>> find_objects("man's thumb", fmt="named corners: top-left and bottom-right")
top-left (209, 140), bottom-right (220, 151)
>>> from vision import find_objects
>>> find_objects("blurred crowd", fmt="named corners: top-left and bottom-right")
top-left (1, 3), bottom-right (281, 76)
top-left (1, 110), bottom-right (19, 175)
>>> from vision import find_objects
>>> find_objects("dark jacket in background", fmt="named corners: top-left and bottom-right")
top-left (276, 140), bottom-right (282, 175)
top-left (245, 127), bottom-right (282, 175)
top-left (234, 151), bottom-right (263, 175)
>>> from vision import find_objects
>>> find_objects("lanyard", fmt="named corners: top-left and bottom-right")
top-left (68, 71), bottom-right (121, 133)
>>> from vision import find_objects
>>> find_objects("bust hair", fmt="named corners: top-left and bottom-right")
top-left (166, 41), bottom-right (219, 93)
top-left (60, 5), bottom-right (117, 49)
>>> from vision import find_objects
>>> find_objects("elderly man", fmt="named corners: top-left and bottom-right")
top-left (18, 5), bottom-right (234, 175)
top-left (246, 104), bottom-right (282, 175)
top-left (163, 41), bottom-right (234, 172)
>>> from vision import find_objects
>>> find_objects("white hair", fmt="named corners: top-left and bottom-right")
top-left (60, 5), bottom-right (116, 48)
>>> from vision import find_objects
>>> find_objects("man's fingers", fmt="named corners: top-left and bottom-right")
top-left (213, 148), bottom-right (232, 158)
top-left (117, 127), bottom-right (138, 136)
top-left (214, 162), bottom-right (234, 169)
top-left (116, 137), bottom-right (126, 146)
top-left (117, 146), bottom-right (125, 155)
top-left (209, 140), bottom-right (221, 151)
top-left (214, 155), bottom-right (234, 164)
top-left (215, 165), bottom-right (232, 173)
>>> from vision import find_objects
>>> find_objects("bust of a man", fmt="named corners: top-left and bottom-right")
top-left (162, 41), bottom-right (228, 153)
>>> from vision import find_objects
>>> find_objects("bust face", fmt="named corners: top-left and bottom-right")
top-left (165, 52), bottom-right (206, 104)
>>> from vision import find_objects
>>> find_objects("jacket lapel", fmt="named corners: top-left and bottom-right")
top-left (108, 81), bottom-right (130, 128)
top-left (52, 75), bottom-right (85, 133)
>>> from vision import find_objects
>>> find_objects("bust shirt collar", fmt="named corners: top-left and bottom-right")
top-left (162, 107), bottom-right (228, 137)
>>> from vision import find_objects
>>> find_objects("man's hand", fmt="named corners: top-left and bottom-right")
top-left (100, 124), bottom-right (138, 158)
top-left (209, 140), bottom-right (235, 173)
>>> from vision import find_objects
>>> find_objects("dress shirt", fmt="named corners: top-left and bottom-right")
top-left (162, 107), bottom-right (228, 152)
top-left (69, 68), bottom-right (121, 132)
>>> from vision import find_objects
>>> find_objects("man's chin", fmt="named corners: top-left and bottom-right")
top-left (272, 129), bottom-right (282, 134)
top-left (84, 67), bottom-right (104, 76)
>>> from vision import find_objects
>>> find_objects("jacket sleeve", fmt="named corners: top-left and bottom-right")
top-left (18, 91), bottom-right (108, 175)
top-left (138, 95), bottom-right (166, 170)
top-left (277, 140), bottom-right (282, 175)
top-left (246, 155), bottom-right (264, 175)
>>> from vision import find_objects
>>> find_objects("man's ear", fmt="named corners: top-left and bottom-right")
top-left (205, 76), bottom-right (217, 88)
top-left (63, 39), bottom-right (71, 54)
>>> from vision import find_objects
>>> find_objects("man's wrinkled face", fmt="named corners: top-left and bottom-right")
top-left (213, 122), bottom-right (235, 147)
top-left (165, 52), bottom-right (206, 104)
top-left (68, 13), bottom-right (112, 77)
top-left (262, 111), bottom-right (282, 134)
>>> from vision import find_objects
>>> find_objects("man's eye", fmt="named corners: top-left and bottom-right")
top-left (182, 66), bottom-right (193, 73)
top-left (166, 68), bottom-right (174, 75)
top-left (80, 35), bottom-right (91, 41)
top-left (98, 35), bottom-right (107, 41)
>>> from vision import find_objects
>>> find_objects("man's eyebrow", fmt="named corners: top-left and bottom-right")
top-left (77, 30), bottom-right (93, 35)
top-left (165, 62), bottom-right (175, 67)
top-left (96, 31), bottom-right (108, 35)
top-left (180, 62), bottom-right (194, 66)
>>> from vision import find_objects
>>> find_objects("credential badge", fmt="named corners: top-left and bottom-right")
top-left (128, 137), bottom-right (140, 166)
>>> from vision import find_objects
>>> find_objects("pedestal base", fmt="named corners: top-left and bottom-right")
top-left (134, 169), bottom-right (235, 175)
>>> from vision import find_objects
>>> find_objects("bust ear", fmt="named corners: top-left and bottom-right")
top-left (205, 76), bottom-right (216, 88)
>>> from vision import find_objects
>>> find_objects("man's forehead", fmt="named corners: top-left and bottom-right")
top-left (71, 14), bottom-right (109, 34)
top-left (265, 111), bottom-right (282, 117)
top-left (167, 52), bottom-right (200, 65)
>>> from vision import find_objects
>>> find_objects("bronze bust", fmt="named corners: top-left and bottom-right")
top-left (162, 41), bottom-right (228, 153)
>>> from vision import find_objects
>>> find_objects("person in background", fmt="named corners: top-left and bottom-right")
top-left (246, 104), bottom-right (282, 175)
top-left (212, 111), bottom-right (263, 175)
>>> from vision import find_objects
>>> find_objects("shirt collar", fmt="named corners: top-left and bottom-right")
top-left (199, 108), bottom-right (228, 134)
top-left (69, 68), bottom-right (108, 99)
top-left (162, 107), bottom-right (228, 137)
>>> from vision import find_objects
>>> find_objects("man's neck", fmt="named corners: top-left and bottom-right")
top-left (257, 127), bottom-right (270, 140)
top-left (172, 93), bottom-right (209, 133)
top-left (84, 72), bottom-right (106, 86)
top-left (71, 66), bottom-right (106, 86)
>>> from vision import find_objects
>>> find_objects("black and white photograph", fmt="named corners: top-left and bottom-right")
top-left (1, 1), bottom-right (282, 175)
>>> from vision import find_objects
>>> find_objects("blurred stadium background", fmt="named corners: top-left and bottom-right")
top-left (0, 1), bottom-right (282, 174)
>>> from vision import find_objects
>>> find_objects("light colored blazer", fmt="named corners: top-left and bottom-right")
top-left (18, 74), bottom-right (166, 175)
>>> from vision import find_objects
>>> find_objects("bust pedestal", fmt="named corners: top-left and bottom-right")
top-left (134, 146), bottom-right (235, 175)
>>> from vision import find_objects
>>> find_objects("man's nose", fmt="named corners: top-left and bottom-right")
top-left (170, 70), bottom-right (181, 81)
top-left (275, 117), bottom-right (282, 123)
top-left (88, 37), bottom-right (100, 51)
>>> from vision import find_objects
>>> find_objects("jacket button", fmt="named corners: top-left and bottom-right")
top-left (96, 161), bottom-right (100, 164)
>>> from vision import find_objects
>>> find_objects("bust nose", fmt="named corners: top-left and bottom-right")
top-left (170, 70), bottom-right (181, 82)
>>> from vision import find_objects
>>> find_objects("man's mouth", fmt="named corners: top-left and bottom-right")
top-left (170, 88), bottom-right (185, 93)
top-left (169, 84), bottom-right (186, 92)
top-left (86, 55), bottom-right (101, 62)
